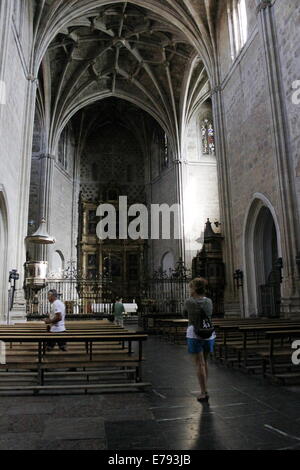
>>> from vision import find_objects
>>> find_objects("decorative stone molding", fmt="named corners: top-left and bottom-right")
top-left (39, 154), bottom-right (56, 161)
top-left (256, 0), bottom-right (272, 15)
top-left (210, 85), bottom-right (222, 96)
top-left (26, 74), bottom-right (38, 85)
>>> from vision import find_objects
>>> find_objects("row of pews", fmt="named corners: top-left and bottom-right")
top-left (144, 316), bottom-right (300, 384)
top-left (214, 318), bottom-right (300, 383)
top-left (0, 320), bottom-right (150, 394)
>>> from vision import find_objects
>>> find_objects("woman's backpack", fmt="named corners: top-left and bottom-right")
top-left (193, 307), bottom-right (214, 339)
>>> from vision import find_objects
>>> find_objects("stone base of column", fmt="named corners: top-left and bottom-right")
top-left (280, 297), bottom-right (300, 320)
top-left (7, 289), bottom-right (27, 324)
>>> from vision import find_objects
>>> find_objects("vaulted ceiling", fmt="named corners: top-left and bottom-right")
top-left (34, 1), bottom-right (219, 156)
top-left (71, 97), bottom-right (160, 160)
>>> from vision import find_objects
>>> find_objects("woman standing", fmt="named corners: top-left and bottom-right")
top-left (183, 277), bottom-right (215, 402)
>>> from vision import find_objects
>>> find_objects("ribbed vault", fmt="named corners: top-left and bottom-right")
top-left (34, 1), bottom-right (217, 156)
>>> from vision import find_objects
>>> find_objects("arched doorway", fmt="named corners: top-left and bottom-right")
top-left (244, 198), bottom-right (282, 317)
top-left (254, 207), bottom-right (281, 317)
top-left (161, 251), bottom-right (175, 273)
top-left (0, 191), bottom-right (8, 320)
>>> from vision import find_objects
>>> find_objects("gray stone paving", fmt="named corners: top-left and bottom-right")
top-left (0, 336), bottom-right (299, 450)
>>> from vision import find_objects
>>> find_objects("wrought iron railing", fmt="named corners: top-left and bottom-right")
top-left (25, 259), bottom-right (192, 317)
top-left (141, 261), bottom-right (192, 314)
top-left (25, 266), bottom-right (113, 317)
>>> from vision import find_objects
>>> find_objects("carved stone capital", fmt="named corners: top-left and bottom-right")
top-left (256, 0), bottom-right (272, 15)
top-left (210, 85), bottom-right (222, 96)
top-left (39, 154), bottom-right (55, 161)
top-left (27, 74), bottom-right (39, 86)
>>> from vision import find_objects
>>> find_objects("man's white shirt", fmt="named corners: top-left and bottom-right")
top-left (49, 299), bottom-right (66, 333)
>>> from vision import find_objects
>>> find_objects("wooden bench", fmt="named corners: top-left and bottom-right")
top-left (0, 327), bottom-right (150, 393)
top-left (139, 314), bottom-right (183, 333)
top-left (260, 330), bottom-right (300, 383)
top-left (214, 321), bottom-right (300, 370)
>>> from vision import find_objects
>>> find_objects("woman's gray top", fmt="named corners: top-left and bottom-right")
top-left (183, 297), bottom-right (213, 327)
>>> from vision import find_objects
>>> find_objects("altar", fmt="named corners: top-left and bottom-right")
top-left (91, 303), bottom-right (138, 315)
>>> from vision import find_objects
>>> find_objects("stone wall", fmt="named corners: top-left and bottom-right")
top-left (150, 166), bottom-right (180, 271)
top-left (48, 167), bottom-right (75, 273)
top-left (0, 1), bottom-right (34, 319)
top-left (216, 0), bottom-right (300, 316)
top-left (273, 0), bottom-right (300, 223)
top-left (183, 114), bottom-right (220, 267)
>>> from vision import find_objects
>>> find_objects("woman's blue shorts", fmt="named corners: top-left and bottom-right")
top-left (187, 338), bottom-right (215, 354)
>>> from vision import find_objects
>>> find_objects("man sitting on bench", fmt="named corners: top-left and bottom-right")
top-left (45, 289), bottom-right (67, 352)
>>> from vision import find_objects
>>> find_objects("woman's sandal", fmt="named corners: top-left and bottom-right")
top-left (197, 393), bottom-right (209, 403)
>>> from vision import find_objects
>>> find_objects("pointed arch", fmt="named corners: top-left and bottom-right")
top-left (243, 194), bottom-right (282, 317)
top-left (0, 187), bottom-right (9, 321)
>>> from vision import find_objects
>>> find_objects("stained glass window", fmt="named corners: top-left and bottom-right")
top-left (201, 119), bottom-right (215, 156)
top-left (161, 133), bottom-right (169, 169)
top-left (58, 127), bottom-right (68, 171)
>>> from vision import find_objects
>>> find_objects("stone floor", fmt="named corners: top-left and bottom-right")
top-left (1, 335), bottom-right (300, 450)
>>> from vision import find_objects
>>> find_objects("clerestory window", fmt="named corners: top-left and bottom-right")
top-left (201, 119), bottom-right (215, 156)
top-left (162, 133), bottom-right (169, 169)
top-left (228, 0), bottom-right (248, 60)
top-left (58, 126), bottom-right (69, 172)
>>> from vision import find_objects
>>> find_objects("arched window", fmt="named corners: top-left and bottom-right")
top-left (0, 191), bottom-right (8, 317)
top-left (152, 128), bottom-right (170, 172)
top-left (228, 0), bottom-right (248, 60)
top-left (161, 133), bottom-right (169, 170)
top-left (58, 126), bottom-right (69, 171)
top-left (201, 119), bottom-right (215, 156)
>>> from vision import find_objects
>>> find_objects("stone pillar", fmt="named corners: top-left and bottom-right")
top-left (211, 86), bottom-right (240, 317)
top-left (12, 77), bottom-right (38, 322)
top-left (256, 0), bottom-right (300, 318)
top-left (39, 153), bottom-right (55, 262)
top-left (0, 0), bottom-right (12, 121)
top-left (71, 147), bottom-right (81, 263)
top-left (174, 158), bottom-right (185, 263)
top-left (0, 1), bottom-right (38, 322)
top-left (0, 1), bottom-right (12, 322)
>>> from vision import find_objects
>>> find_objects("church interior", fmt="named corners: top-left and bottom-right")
top-left (0, 0), bottom-right (300, 451)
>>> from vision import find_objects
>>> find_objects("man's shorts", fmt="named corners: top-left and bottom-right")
top-left (187, 338), bottom-right (215, 354)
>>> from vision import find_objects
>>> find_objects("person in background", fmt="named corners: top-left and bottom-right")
top-left (183, 277), bottom-right (216, 402)
top-left (45, 289), bottom-right (67, 352)
top-left (113, 297), bottom-right (125, 327)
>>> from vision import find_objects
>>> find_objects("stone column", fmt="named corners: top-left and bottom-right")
top-left (12, 78), bottom-right (39, 322)
top-left (0, 0), bottom-right (12, 121)
top-left (256, 0), bottom-right (300, 318)
top-left (0, 1), bottom-right (12, 322)
top-left (71, 147), bottom-right (81, 263)
top-left (39, 153), bottom-right (55, 262)
top-left (211, 86), bottom-right (240, 317)
top-left (174, 158), bottom-right (185, 263)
